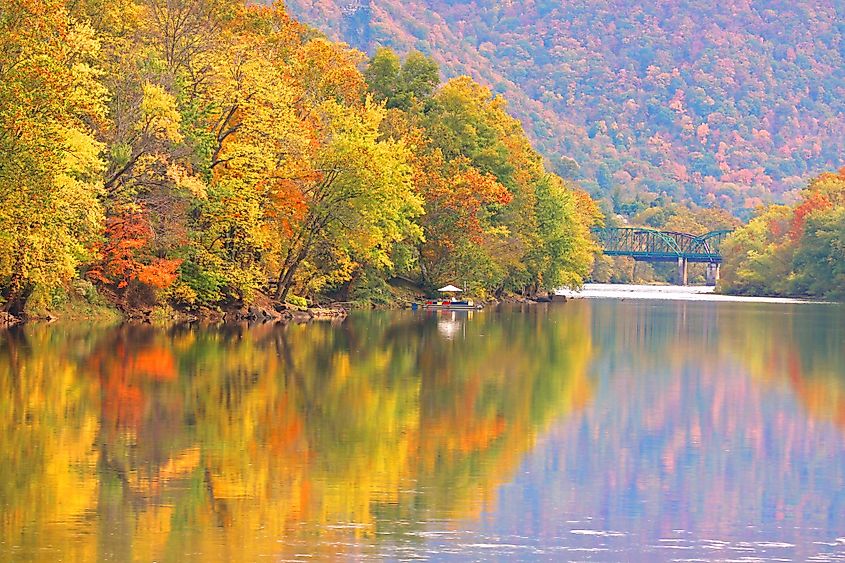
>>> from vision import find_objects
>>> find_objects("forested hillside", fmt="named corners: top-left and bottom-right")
top-left (284, 0), bottom-right (845, 216)
top-left (0, 0), bottom-right (598, 318)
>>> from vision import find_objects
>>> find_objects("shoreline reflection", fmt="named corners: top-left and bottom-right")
top-left (0, 306), bottom-right (593, 561)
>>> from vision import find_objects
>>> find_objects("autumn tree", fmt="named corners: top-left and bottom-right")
top-left (0, 0), bottom-right (107, 314)
top-left (88, 209), bottom-right (182, 307)
top-left (719, 205), bottom-right (794, 296)
top-left (67, 0), bottom-right (218, 305)
top-left (418, 74), bottom-right (600, 293)
top-left (270, 100), bottom-right (423, 302)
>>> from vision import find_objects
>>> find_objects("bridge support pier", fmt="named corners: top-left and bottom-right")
top-left (676, 257), bottom-right (688, 286)
top-left (706, 263), bottom-right (721, 286)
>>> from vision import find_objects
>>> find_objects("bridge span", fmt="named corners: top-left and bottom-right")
top-left (592, 227), bottom-right (733, 285)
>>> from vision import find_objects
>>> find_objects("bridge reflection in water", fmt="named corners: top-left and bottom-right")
top-left (592, 227), bottom-right (733, 285)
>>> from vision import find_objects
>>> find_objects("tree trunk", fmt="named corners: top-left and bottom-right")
top-left (274, 244), bottom-right (299, 301)
top-left (278, 270), bottom-right (295, 303)
top-left (418, 246), bottom-right (430, 287)
top-left (274, 214), bottom-right (326, 303)
top-left (276, 244), bottom-right (310, 304)
top-left (3, 276), bottom-right (33, 317)
top-left (4, 244), bottom-right (33, 317)
top-left (274, 249), bottom-right (300, 303)
top-left (337, 265), bottom-right (362, 302)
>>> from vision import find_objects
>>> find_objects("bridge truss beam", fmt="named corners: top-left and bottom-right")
top-left (592, 227), bottom-right (733, 285)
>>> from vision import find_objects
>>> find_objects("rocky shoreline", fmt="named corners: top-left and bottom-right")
top-left (0, 312), bottom-right (22, 328)
top-left (0, 289), bottom-right (569, 328)
top-left (0, 294), bottom-right (350, 328)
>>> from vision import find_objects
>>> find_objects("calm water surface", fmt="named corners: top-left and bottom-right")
top-left (1, 295), bottom-right (844, 561)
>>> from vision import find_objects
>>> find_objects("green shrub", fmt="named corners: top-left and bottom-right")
top-left (286, 294), bottom-right (308, 310)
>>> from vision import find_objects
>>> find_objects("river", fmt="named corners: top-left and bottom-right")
top-left (0, 287), bottom-right (844, 561)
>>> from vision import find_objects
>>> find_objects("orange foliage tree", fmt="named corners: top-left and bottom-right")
top-left (88, 208), bottom-right (182, 302)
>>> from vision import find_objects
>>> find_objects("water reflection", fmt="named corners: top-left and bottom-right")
top-left (486, 301), bottom-right (845, 561)
top-left (1, 301), bottom-right (844, 560)
top-left (434, 310), bottom-right (471, 340)
top-left (0, 306), bottom-right (593, 561)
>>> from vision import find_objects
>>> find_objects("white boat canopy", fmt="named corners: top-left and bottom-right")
top-left (437, 285), bottom-right (463, 293)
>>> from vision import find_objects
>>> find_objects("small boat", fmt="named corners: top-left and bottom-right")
top-left (412, 285), bottom-right (484, 311)
top-left (412, 299), bottom-right (483, 311)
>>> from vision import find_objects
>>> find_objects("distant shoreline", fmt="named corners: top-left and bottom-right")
top-left (557, 284), bottom-right (829, 305)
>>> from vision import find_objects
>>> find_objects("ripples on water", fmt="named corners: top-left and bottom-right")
top-left (0, 289), bottom-right (844, 561)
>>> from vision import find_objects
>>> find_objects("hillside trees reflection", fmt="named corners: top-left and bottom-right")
top-left (0, 328), bottom-right (100, 561)
top-left (525, 301), bottom-right (845, 543)
top-left (0, 307), bottom-right (593, 560)
top-left (720, 305), bottom-right (845, 429)
top-left (586, 300), bottom-right (845, 430)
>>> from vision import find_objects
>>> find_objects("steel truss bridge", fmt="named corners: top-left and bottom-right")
top-left (592, 227), bottom-right (733, 285)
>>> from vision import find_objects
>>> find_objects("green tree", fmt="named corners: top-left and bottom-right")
top-left (272, 100), bottom-right (423, 302)
top-left (365, 48), bottom-right (439, 111)
top-left (721, 168), bottom-right (845, 299)
top-left (364, 47), bottom-right (400, 105)
top-left (396, 51), bottom-right (440, 108)
top-left (719, 205), bottom-right (794, 296)
top-left (791, 208), bottom-right (845, 300)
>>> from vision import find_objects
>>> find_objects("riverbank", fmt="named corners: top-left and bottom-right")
top-left (1, 284), bottom-right (351, 327)
top-left (9, 281), bottom-right (828, 328)
top-left (1, 281), bottom-right (567, 327)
